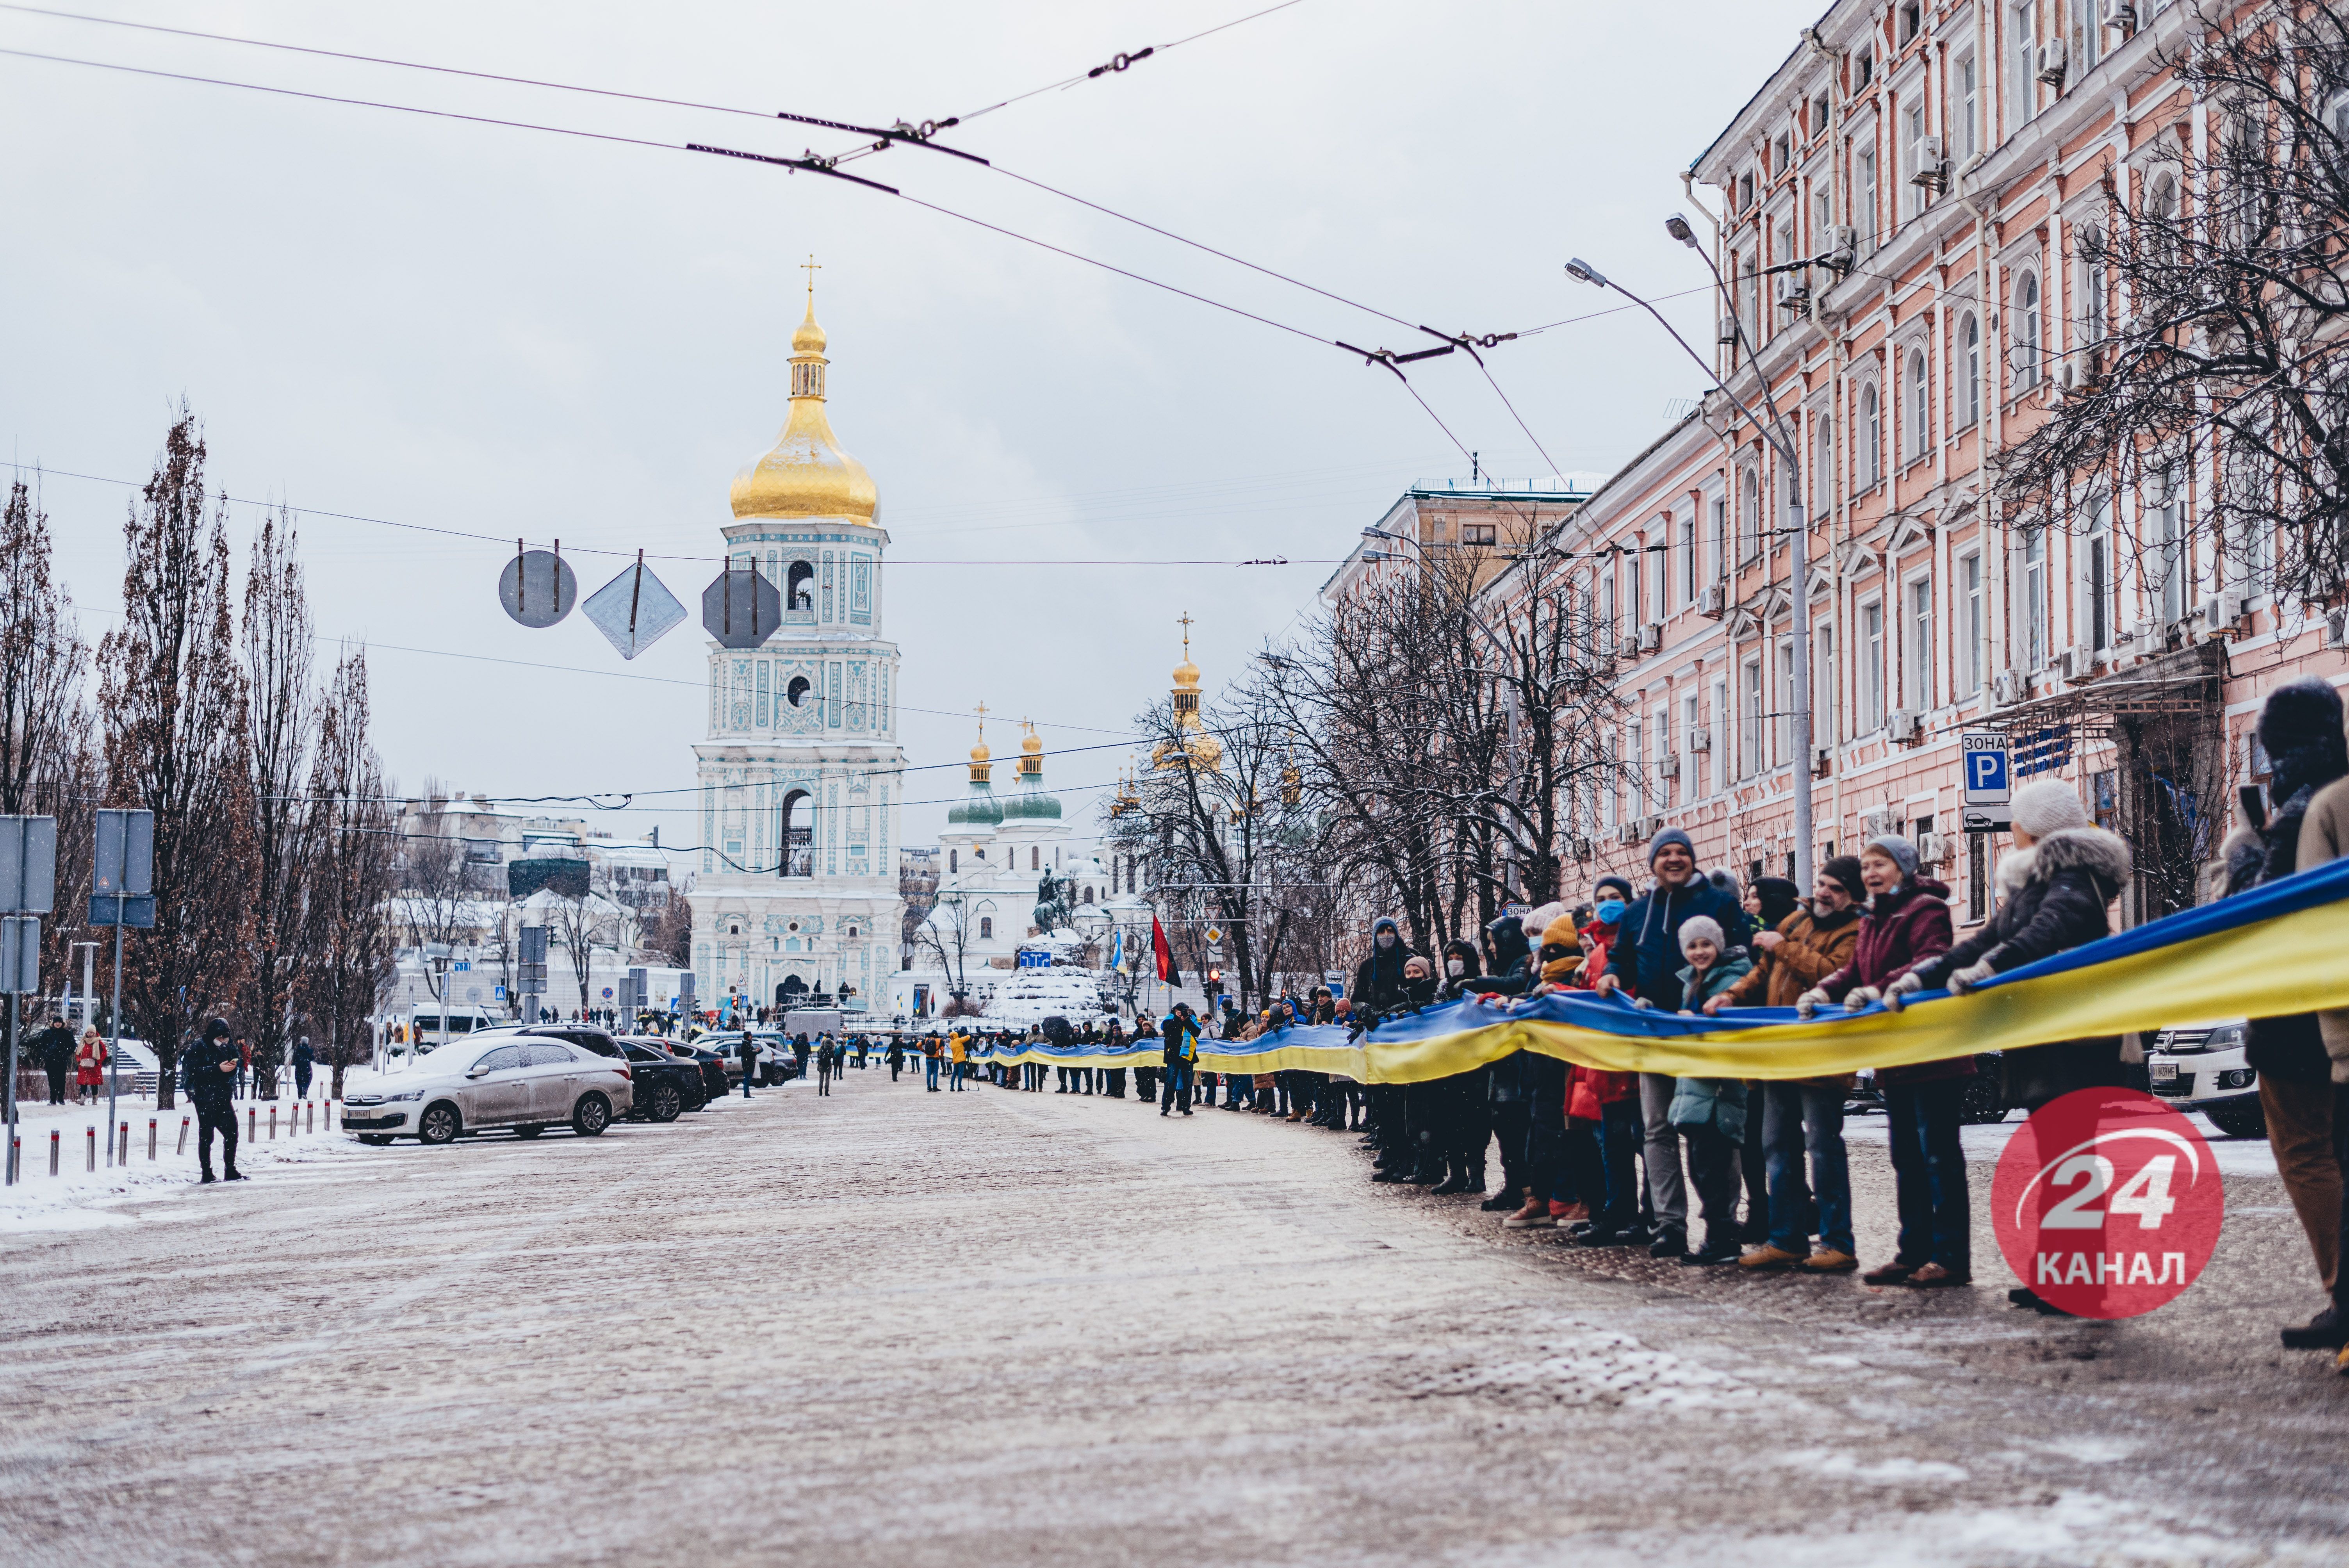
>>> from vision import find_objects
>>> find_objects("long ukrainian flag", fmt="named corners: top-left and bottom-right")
top-left (1242, 857), bottom-right (2349, 1085)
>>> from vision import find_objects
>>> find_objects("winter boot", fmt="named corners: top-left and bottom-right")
top-left (1431, 1157), bottom-right (1472, 1196)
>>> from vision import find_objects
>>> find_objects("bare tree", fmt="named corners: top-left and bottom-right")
top-left (915, 890), bottom-right (986, 1013)
top-left (394, 782), bottom-right (477, 1017)
top-left (645, 887), bottom-right (692, 968)
top-left (239, 508), bottom-right (320, 1098)
top-left (0, 477), bottom-right (97, 988)
top-left (547, 889), bottom-right (612, 1017)
top-left (1998, 2), bottom-right (2349, 603)
top-left (299, 648), bottom-right (395, 1097)
top-left (96, 412), bottom-right (253, 1107)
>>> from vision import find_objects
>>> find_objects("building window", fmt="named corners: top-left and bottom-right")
top-left (2009, 2), bottom-right (2036, 137)
top-left (1706, 493), bottom-right (1725, 583)
top-left (1738, 469), bottom-right (1761, 562)
top-left (1682, 692), bottom-right (1702, 796)
top-left (1814, 622), bottom-right (1837, 745)
top-left (2081, 229), bottom-right (2108, 346)
top-left (1627, 535), bottom-right (1645, 628)
top-left (2025, 531), bottom-right (2048, 671)
top-left (1958, 55), bottom-right (1978, 159)
top-left (2012, 270), bottom-right (2042, 391)
top-left (1898, 2), bottom-right (1921, 45)
top-left (1861, 600), bottom-right (1886, 728)
top-left (1775, 635), bottom-right (1796, 760)
top-left (2152, 472), bottom-right (2185, 625)
top-left (786, 560), bottom-right (815, 611)
top-left (1709, 677), bottom-right (1730, 793)
top-left (979, 916), bottom-right (993, 939)
top-left (1906, 577), bottom-right (1934, 711)
top-left (2084, 499), bottom-right (2113, 650)
top-left (1961, 553), bottom-right (1985, 697)
top-left (1959, 314), bottom-right (1982, 428)
top-left (948, 848), bottom-right (957, 872)
top-left (1906, 103), bottom-right (1929, 219)
top-left (1628, 718), bottom-right (1644, 809)
top-left (1461, 522), bottom-right (1497, 546)
top-left (1740, 660), bottom-right (1763, 779)
top-left (1813, 416), bottom-right (1834, 515)
top-left (1858, 144), bottom-right (1879, 254)
top-left (1677, 513), bottom-right (1696, 606)
top-left (1031, 845), bottom-right (1041, 870)
top-left (1909, 348), bottom-right (1931, 460)
top-left (1860, 383), bottom-right (1882, 485)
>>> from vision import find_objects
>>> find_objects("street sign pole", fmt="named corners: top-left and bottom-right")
top-left (1, 816), bottom-right (58, 1184)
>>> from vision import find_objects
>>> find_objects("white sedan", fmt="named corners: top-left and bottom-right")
top-left (342, 1030), bottom-right (634, 1144)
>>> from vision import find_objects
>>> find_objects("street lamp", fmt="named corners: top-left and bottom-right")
top-left (1565, 230), bottom-right (1818, 891)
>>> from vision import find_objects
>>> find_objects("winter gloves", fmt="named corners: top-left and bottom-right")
top-left (1947, 959), bottom-right (1998, 994)
top-left (1842, 986), bottom-right (1884, 1010)
top-left (1881, 973), bottom-right (1925, 1012)
top-left (1795, 988), bottom-right (1830, 1019)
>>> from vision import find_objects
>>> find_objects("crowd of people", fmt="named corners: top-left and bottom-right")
top-left (885, 681), bottom-right (2349, 1376)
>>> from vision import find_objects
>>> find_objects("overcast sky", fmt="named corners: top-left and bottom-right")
top-left (2, 0), bottom-right (1815, 856)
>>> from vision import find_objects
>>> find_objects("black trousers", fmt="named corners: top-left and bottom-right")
top-left (196, 1098), bottom-right (238, 1175)
top-left (1136, 1066), bottom-right (1158, 1100)
top-left (44, 1066), bottom-right (66, 1105)
top-left (1105, 1069), bottom-right (1126, 1099)
top-left (1489, 1100), bottom-right (1533, 1197)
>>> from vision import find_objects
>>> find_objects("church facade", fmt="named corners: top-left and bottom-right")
top-left (687, 287), bottom-right (905, 1016)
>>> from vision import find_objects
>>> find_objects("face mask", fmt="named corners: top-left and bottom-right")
top-left (1595, 899), bottom-right (1626, 925)
top-left (1445, 959), bottom-right (1465, 977)
top-left (1376, 932), bottom-right (1395, 949)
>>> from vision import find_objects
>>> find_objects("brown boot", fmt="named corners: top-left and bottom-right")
top-left (1738, 1243), bottom-right (1804, 1270)
top-left (1861, 1260), bottom-right (1918, 1286)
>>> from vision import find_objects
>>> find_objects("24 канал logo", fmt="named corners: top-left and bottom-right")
top-left (1991, 1087), bottom-right (2224, 1319)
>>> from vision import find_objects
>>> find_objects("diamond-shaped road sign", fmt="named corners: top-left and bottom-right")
top-left (583, 554), bottom-right (687, 660)
top-left (701, 567), bottom-right (781, 650)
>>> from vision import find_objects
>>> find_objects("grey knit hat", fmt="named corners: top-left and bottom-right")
top-left (1864, 834), bottom-right (1920, 877)
top-left (1647, 826), bottom-right (1696, 868)
top-left (1677, 914), bottom-right (1726, 953)
top-left (2010, 780), bottom-right (2092, 839)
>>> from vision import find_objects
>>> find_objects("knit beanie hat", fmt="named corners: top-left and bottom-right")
top-left (2010, 780), bottom-right (2092, 839)
top-left (1821, 854), bottom-right (1866, 903)
top-left (1647, 826), bottom-right (1696, 868)
top-left (1676, 914), bottom-right (1725, 954)
top-left (1538, 914), bottom-right (1584, 983)
top-left (1752, 875), bottom-right (1802, 928)
top-left (1521, 900), bottom-right (1569, 945)
top-left (2257, 677), bottom-right (2349, 804)
top-left (1593, 874), bottom-right (1633, 902)
top-left (1864, 834), bottom-right (1920, 878)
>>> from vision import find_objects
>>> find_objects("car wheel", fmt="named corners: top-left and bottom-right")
top-left (357, 1134), bottom-right (393, 1146)
top-left (514, 1124), bottom-right (545, 1140)
top-left (2206, 1100), bottom-right (2267, 1139)
top-left (418, 1102), bottom-right (461, 1145)
top-left (1958, 1075), bottom-right (2006, 1126)
top-left (572, 1093), bottom-right (611, 1137)
top-left (649, 1082), bottom-right (683, 1122)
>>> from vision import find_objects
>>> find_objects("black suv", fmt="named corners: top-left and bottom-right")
top-left (616, 1038), bottom-right (704, 1121)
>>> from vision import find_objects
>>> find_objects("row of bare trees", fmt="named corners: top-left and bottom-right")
top-left (1107, 540), bottom-right (1627, 1010)
top-left (5, 410), bottom-right (399, 1103)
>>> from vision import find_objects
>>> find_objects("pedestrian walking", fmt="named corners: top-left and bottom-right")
top-left (888, 1039), bottom-right (904, 1082)
top-left (738, 1035), bottom-right (757, 1099)
top-left (187, 1018), bottom-right (243, 1183)
top-left (73, 1026), bottom-right (107, 1105)
top-left (2223, 678), bottom-right (2349, 1355)
top-left (292, 1036), bottom-right (315, 1100)
top-left (34, 1015), bottom-right (73, 1105)
top-left (1712, 857), bottom-right (1864, 1273)
top-left (233, 1035), bottom-right (251, 1099)
top-left (923, 1035), bottom-right (942, 1091)
top-left (1595, 829), bottom-right (1753, 1258)
top-left (1800, 835), bottom-right (1963, 1286)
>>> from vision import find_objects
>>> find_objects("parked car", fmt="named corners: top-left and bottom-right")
top-left (662, 1039), bottom-right (733, 1103)
top-left (1847, 1055), bottom-right (2010, 1125)
top-left (342, 1027), bottom-right (633, 1144)
top-left (615, 1038), bottom-right (702, 1121)
top-left (2147, 1020), bottom-right (2264, 1138)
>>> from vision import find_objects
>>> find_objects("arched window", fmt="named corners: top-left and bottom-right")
top-left (1908, 349), bottom-right (1930, 459)
top-left (979, 916), bottom-right (993, 940)
top-left (785, 675), bottom-right (811, 708)
top-left (1860, 383), bottom-right (1882, 485)
top-left (1082, 886), bottom-right (1094, 904)
top-left (1030, 846), bottom-right (1041, 870)
top-left (2013, 271), bottom-right (2042, 390)
top-left (948, 848), bottom-right (957, 872)
top-left (778, 789), bottom-right (813, 878)
top-left (1738, 469), bottom-right (1761, 562)
top-left (1959, 314), bottom-right (1982, 428)
top-left (786, 560), bottom-right (814, 611)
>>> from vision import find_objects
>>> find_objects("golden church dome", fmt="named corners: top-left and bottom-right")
top-left (728, 289), bottom-right (879, 523)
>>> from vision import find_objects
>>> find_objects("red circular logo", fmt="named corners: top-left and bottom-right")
top-left (1991, 1087), bottom-right (2224, 1319)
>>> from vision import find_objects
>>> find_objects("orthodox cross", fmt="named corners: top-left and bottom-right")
top-left (801, 254), bottom-right (822, 300)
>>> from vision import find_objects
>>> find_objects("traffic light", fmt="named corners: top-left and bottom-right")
top-left (1205, 967), bottom-right (1224, 994)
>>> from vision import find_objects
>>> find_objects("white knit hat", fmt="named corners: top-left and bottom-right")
top-left (2011, 780), bottom-right (2092, 839)
top-left (1677, 914), bottom-right (1726, 953)
top-left (1521, 900), bottom-right (1569, 944)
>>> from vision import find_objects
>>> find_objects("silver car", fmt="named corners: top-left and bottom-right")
top-left (343, 1032), bottom-right (633, 1145)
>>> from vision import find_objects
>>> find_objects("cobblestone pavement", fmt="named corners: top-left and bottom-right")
top-left (3, 1067), bottom-right (2347, 1567)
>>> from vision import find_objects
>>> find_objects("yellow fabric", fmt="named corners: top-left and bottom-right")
top-left (1196, 1043), bottom-right (1365, 1077)
top-left (1364, 896), bottom-right (2349, 1085)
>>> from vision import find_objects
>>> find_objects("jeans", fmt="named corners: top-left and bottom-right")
top-left (1638, 1073), bottom-right (1689, 1231)
top-left (925, 1057), bottom-right (940, 1089)
top-left (1160, 1064), bottom-right (1193, 1113)
top-left (195, 1098), bottom-right (238, 1176)
top-left (1883, 1078), bottom-right (1971, 1272)
top-left (950, 1062), bottom-right (966, 1091)
top-left (742, 1068), bottom-right (754, 1099)
top-left (1763, 1081), bottom-right (1852, 1255)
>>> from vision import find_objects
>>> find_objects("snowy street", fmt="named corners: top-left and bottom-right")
top-left (3, 1067), bottom-right (2346, 1566)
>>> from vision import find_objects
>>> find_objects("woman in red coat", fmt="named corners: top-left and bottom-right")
top-left (1802, 836), bottom-right (1965, 1287)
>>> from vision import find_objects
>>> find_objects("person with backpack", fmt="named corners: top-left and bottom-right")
top-left (186, 1018), bottom-right (243, 1183)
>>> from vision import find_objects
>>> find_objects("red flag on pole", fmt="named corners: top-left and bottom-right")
top-left (1151, 916), bottom-right (1174, 982)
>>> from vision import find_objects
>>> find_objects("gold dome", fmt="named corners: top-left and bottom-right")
top-left (969, 738), bottom-right (991, 764)
top-left (728, 289), bottom-right (878, 523)
top-left (1020, 722), bottom-right (1044, 757)
top-left (1153, 613), bottom-right (1221, 770)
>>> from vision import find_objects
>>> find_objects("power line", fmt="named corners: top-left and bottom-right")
top-left (948, 0), bottom-right (1312, 125)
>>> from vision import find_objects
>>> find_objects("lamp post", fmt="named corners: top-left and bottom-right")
top-left (1565, 233), bottom-right (1816, 890)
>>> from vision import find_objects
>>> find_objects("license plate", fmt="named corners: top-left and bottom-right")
top-left (2150, 1061), bottom-right (2178, 1083)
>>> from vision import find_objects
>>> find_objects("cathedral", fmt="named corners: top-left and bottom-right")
top-left (686, 282), bottom-right (904, 1016)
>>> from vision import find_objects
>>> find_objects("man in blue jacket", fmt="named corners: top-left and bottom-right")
top-left (1593, 828), bottom-right (1750, 1258)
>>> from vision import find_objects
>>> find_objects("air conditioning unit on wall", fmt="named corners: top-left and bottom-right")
top-left (1698, 584), bottom-right (1728, 617)
top-left (2061, 645), bottom-right (2099, 683)
top-left (1615, 822), bottom-right (1643, 846)
top-left (1919, 831), bottom-right (1953, 866)
top-left (2325, 605), bottom-right (2349, 649)
top-left (1690, 726), bottom-right (1713, 753)
top-left (2036, 37), bottom-right (2069, 86)
top-left (1992, 670), bottom-right (2024, 706)
top-left (2101, 0), bottom-right (2137, 31)
top-left (1887, 709), bottom-right (1922, 743)
top-left (1571, 836), bottom-right (1595, 861)
top-left (1657, 754), bottom-right (1681, 779)
top-left (1812, 744), bottom-right (1834, 776)
top-left (1637, 623), bottom-right (1663, 653)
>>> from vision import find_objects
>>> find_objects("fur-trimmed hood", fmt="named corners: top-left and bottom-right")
top-left (1996, 826), bottom-right (2132, 901)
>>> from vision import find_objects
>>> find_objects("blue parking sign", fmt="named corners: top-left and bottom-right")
top-left (1961, 733), bottom-right (2012, 831)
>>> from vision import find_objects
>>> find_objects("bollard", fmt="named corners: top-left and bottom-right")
top-left (246, 1106), bottom-right (256, 1142)
top-left (148, 1119), bottom-right (157, 1160)
top-left (268, 1106), bottom-right (277, 1141)
top-left (86, 1125), bottom-right (96, 1172)
top-left (178, 1117), bottom-right (190, 1156)
top-left (307, 1101), bottom-right (315, 1135)
top-left (325, 1100), bottom-right (334, 1132)
top-left (50, 1129), bottom-right (60, 1176)
top-left (118, 1123), bottom-right (129, 1166)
